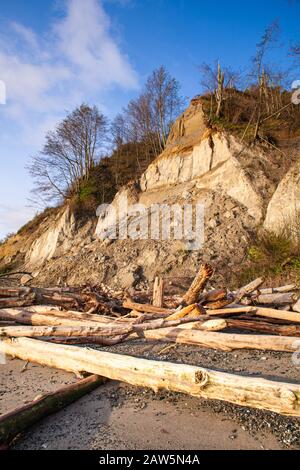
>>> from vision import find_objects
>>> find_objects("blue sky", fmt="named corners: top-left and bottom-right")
top-left (0, 0), bottom-right (299, 239)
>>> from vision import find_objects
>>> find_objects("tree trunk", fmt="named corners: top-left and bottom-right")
top-left (1, 337), bottom-right (299, 416)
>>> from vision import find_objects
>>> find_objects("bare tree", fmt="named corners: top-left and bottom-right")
top-left (200, 61), bottom-right (240, 119)
top-left (252, 19), bottom-right (280, 139)
top-left (112, 66), bottom-right (184, 162)
top-left (28, 104), bottom-right (108, 204)
top-left (145, 66), bottom-right (185, 150)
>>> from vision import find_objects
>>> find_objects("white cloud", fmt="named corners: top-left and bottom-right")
top-left (0, 0), bottom-right (138, 138)
top-left (55, 0), bottom-right (137, 88)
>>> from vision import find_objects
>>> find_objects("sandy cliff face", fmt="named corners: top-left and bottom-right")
top-left (264, 158), bottom-right (300, 235)
top-left (1, 98), bottom-right (299, 288)
top-left (25, 208), bottom-right (76, 267)
top-left (139, 100), bottom-right (264, 221)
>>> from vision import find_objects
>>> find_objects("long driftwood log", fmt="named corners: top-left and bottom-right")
top-left (0, 374), bottom-right (107, 446)
top-left (0, 316), bottom-right (219, 340)
top-left (249, 292), bottom-right (298, 305)
top-left (226, 319), bottom-right (300, 336)
top-left (206, 306), bottom-right (300, 323)
top-left (135, 326), bottom-right (299, 352)
top-left (1, 337), bottom-right (299, 416)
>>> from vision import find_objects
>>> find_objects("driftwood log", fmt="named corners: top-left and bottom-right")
top-left (152, 277), bottom-right (165, 308)
top-left (250, 292), bottom-right (298, 305)
top-left (199, 289), bottom-right (227, 304)
top-left (182, 264), bottom-right (213, 306)
top-left (135, 326), bottom-right (299, 352)
top-left (1, 337), bottom-right (299, 416)
top-left (0, 316), bottom-right (217, 340)
top-left (226, 319), bottom-right (300, 336)
top-left (206, 306), bottom-right (300, 323)
top-left (234, 278), bottom-right (264, 302)
top-left (0, 375), bottom-right (107, 446)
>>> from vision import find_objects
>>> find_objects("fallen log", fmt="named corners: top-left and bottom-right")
top-left (0, 309), bottom-right (104, 327)
top-left (42, 335), bottom-right (128, 346)
top-left (0, 325), bottom-right (131, 338)
top-left (205, 306), bottom-right (254, 315)
top-left (206, 306), bottom-right (300, 323)
top-left (226, 319), bottom-right (300, 336)
top-left (1, 337), bottom-right (299, 416)
top-left (137, 326), bottom-right (299, 352)
top-left (0, 307), bottom-right (134, 327)
top-left (199, 289), bottom-right (227, 304)
top-left (252, 285), bottom-right (297, 295)
top-left (250, 292), bottom-right (298, 305)
top-left (166, 303), bottom-right (204, 320)
top-left (0, 288), bottom-right (31, 298)
top-left (0, 317), bottom-right (226, 340)
top-left (255, 307), bottom-right (300, 323)
top-left (0, 374), bottom-right (107, 446)
top-left (235, 277), bottom-right (264, 302)
top-left (204, 296), bottom-right (234, 310)
top-left (0, 296), bottom-right (36, 308)
top-left (182, 264), bottom-right (213, 305)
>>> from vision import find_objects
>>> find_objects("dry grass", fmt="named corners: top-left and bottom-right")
top-left (237, 220), bottom-right (300, 285)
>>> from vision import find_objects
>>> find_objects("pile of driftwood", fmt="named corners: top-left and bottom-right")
top-left (1, 264), bottom-right (300, 447)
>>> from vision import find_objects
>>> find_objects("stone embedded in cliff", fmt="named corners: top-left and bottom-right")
top-left (264, 158), bottom-right (300, 235)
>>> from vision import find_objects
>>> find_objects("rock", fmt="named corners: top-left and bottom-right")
top-left (117, 266), bottom-right (138, 289)
top-left (182, 190), bottom-right (191, 200)
top-left (31, 270), bottom-right (40, 279)
top-left (208, 219), bottom-right (217, 229)
top-left (20, 274), bottom-right (32, 285)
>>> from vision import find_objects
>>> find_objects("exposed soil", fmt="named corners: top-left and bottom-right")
top-left (1, 338), bottom-right (299, 450)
